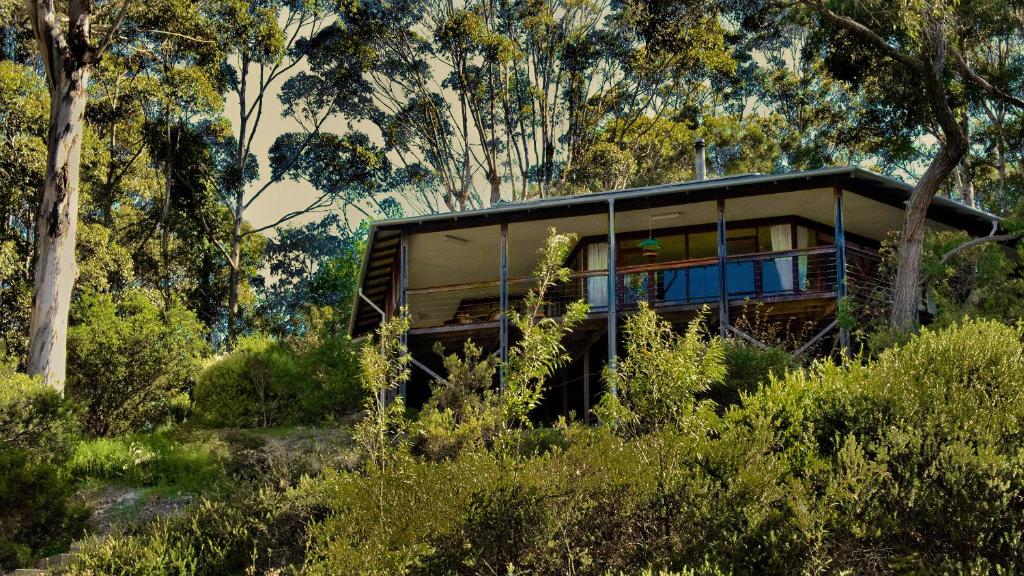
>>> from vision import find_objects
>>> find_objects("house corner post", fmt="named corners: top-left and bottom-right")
top-left (717, 195), bottom-right (729, 337)
top-left (831, 187), bottom-right (847, 350)
top-left (834, 185), bottom-right (850, 352)
top-left (607, 198), bottom-right (618, 394)
top-left (499, 222), bottom-right (509, 392)
top-left (398, 230), bottom-right (409, 398)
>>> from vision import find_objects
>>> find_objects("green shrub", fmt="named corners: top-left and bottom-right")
top-left (59, 319), bottom-right (1024, 575)
top-left (736, 318), bottom-right (1024, 572)
top-left (66, 290), bottom-right (208, 436)
top-left (0, 446), bottom-right (88, 571)
top-left (413, 340), bottom-right (503, 460)
top-left (69, 483), bottom-right (319, 576)
top-left (193, 333), bottom-right (361, 428)
top-left (293, 332), bottom-right (362, 422)
top-left (711, 342), bottom-right (795, 407)
top-left (597, 304), bottom-right (725, 436)
top-left (194, 335), bottom-right (300, 427)
top-left (0, 362), bottom-right (77, 457)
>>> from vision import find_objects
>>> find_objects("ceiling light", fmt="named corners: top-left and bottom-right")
top-left (651, 212), bottom-right (681, 221)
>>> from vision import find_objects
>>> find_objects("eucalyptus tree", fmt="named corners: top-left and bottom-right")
top-left (257, 215), bottom-right (368, 337)
top-left (199, 0), bottom-right (339, 346)
top-left (317, 0), bottom-right (500, 211)
top-left (788, 0), bottom-right (1024, 328)
top-left (22, 0), bottom-right (132, 390)
top-left (959, 15), bottom-right (1024, 212)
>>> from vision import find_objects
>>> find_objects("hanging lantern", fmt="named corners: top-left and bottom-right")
top-left (638, 237), bottom-right (662, 260)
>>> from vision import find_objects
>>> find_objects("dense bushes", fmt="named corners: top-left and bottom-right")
top-left (712, 341), bottom-right (794, 406)
top-left (0, 446), bottom-right (88, 569)
top-left (193, 332), bottom-right (360, 428)
top-left (69, 484), bottom-right (320, 576)
top-left (0, 365), bottom-right (85, 570)
top-left (66, 290), bottom-right (208, 436)
top-left (0, 361), bottom-right (76, 455)
top-left (68, 318), bottom-right (1024, 574)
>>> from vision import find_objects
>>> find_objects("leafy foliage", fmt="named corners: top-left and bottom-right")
top-left (414, 340), bottom-right (503, 460)
top-left (504, 228), bottom-right (589, 429)
top-left (598, 304), bottom-right (725, 435)
top-left (193, 331), bottom-right (361, 428)
top-left (65, 318), bottom-right (1024, 575)
top-left (0, 362), bottom-right (76, 457)
top-left (0, 365), bottom-right (84, 571)
top-left (66, 290), bottom-right (208, 436)
top-left (0, 446), bottom-right (88, 571)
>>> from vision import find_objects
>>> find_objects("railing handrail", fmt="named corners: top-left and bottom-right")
top-left (408, 246), bottom-right (839, 295)
top-left (725, 245), bottom-right (836, 263)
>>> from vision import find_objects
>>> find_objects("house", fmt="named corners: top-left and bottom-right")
top-left (350, 151), bottom-right (998, 421)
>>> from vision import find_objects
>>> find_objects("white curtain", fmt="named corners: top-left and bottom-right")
top-left (796, 226), bottom-right (810, 290)
top-left (586, 242), bottom-right (608, 308)
top-left (770, 224), bottom-right (794, 292)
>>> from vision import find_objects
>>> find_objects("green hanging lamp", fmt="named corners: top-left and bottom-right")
top-left (639, 208), bottom-right (662, 260)
top-left (638, 237), bottom-right (662, 260)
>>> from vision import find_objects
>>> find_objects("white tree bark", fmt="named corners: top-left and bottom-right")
top-left (23, 0), bottom-right (126, 390)
top-left (28, 68), bottom-right (89, 391)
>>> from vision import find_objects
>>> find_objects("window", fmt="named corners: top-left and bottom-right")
top-left (688, 231), bottom-right (717, 259)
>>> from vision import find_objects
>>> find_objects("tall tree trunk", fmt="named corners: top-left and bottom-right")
top-left (890, 143), bottom-right (965, 328)
top-left (489, 171), bottom-right (501, 205)
top-left (226, 59), bottom-right (248, 350)
top-left (226, 190), bottom-right (243, 350)
top-left (889, 17), bottom-right (967, 329)
top-left (28, 66), bottom-right (90, 390)
top-left (23, 0), bottom-right (113, 391)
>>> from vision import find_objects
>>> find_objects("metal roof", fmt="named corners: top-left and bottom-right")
top-left (369, 166), bottom-right (999, 232)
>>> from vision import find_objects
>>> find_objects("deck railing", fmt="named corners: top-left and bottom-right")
top-left (572, 245), bottom-right (838, 311)
top-left (406, 245), bottom-right (850, 332)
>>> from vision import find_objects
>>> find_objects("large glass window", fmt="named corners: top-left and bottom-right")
top-left (688, 231), bottom-right (717, 259)
top-left (726, 227), bottom-right (759, 255)
top-left (578, 219), bottom-right (837, 306)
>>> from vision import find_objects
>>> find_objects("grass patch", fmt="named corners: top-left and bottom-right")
top-left (66, 431), bottom-right (225, 493)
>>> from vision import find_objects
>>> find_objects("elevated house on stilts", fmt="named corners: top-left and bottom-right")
top-left (350, 144), bottom-right (999, 422)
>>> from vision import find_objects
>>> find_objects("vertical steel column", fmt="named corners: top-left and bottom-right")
top-left (607, 199), bottom-right (618, 391)
top-left (583, 349), bottom-right (591, 425)
top-left (834, 186), bottom-right (850, 351)
top-left (499, 223), bottom-right (509, 392)
top-left (398, 230), bottom-right (409, 398)
top-left (717, 196), bottom-right (729, 337)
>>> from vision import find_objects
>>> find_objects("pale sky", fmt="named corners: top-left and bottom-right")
top-left (223, 76), bottom-right (357, 236)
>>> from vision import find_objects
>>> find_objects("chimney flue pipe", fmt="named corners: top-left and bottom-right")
top-left (694, 138), bottom-right (706, 180)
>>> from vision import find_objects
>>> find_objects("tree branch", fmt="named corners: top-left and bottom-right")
top-left (951, 47), bottom-right (1024, 110)
top-left (796, 0), bottom-right (923, 72)
top-left (939, 226), bottom-right (1021, 267)
top-left (243, 192), bottom-right (334, 236)
top-left (94, 0), bottom-right (132, 56)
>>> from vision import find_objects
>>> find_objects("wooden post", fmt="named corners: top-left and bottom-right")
top-left (607, 199), bottom-right (618, 392)
top-left (583, 349), bottom-right (591, 425)
top-left (834, 186), bottom-right (850, 351)
top-left (398, 230), bottom-right (409, 398)
top-left (717, 196), bottom-right (729, 337)
top-left (499, 223), bottom-right (509, 392)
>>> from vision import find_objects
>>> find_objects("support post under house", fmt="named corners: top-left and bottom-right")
top-left (398, 230), bottom-right (409, 398)
top-left (717, 196), bottom-right (729, 337)
top-left (499, 223), bottom-right (509, 392)
top-left (607, 199), bottom-right (618, 392)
